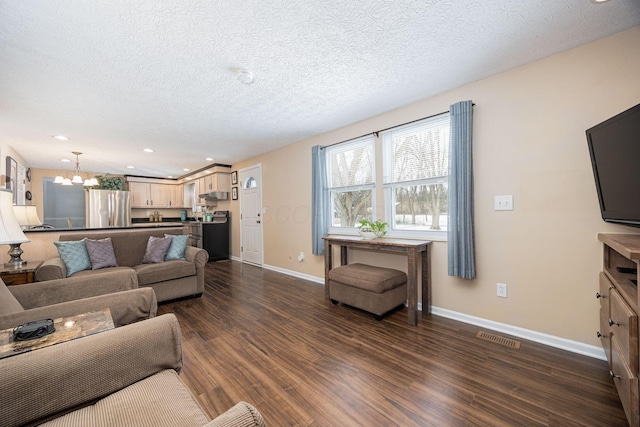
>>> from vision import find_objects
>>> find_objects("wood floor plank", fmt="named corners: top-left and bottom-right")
top-left (158, 260), bottom-right (628, 426)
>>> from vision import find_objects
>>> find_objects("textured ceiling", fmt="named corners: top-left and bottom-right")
top-left (1, 0), bottom-right (639, 178)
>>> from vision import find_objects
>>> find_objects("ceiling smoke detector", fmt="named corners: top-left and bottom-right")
top-left (236, 69), bottom-right (254, 84)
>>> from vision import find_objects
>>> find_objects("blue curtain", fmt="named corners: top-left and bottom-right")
top-left (448, 100), bottom-right (475, 279)
top-left (312, 145), bottom-right (328, 255)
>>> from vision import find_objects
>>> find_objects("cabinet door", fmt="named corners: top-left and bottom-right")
top-left (129, 182), bottom-right (150, 208)
top-left (210, 173), bottom-right (231, 192)
top-left (204, 175), bottom-right (213, 192)
top-left (150, 184), bottom-right (170, 208)
top-left (170, 184), bottom-right (184, 208)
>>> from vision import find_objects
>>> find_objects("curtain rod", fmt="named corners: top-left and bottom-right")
top-left (320, 103), bottom-right (475, 150)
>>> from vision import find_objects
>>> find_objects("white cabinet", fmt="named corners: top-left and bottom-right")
top-left (129, 182), bottom-right (175, 208)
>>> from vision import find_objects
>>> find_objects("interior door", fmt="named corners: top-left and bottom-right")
top-left (240, 165), bottom-right (263, 266)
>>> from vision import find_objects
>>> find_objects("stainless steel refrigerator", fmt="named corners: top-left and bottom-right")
top-left (86, 189), bottom-right (131, 228)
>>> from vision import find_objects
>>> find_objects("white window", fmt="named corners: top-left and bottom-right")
top-left (326, 135), bottom-right (375, 230)
top-left (382, 113), bottom-right (450, 238)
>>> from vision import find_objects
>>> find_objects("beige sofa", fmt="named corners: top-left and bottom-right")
top-left (36, 228), bottom-right (209, 303)
top-left (0, 271), bottom-right (156, 330)
top-left (0, 314), bottom-right (266, 427)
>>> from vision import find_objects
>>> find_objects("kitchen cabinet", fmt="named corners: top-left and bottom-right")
top-left (169, 184), bottom-right (184, 208)
top-left (129, 182), bottom-right (176, 208)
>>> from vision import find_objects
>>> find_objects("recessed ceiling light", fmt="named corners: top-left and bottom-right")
top-left (236, 68), bottom-right (254, 84)
top-left (60, 158), bottom-right (71, 163)
top-left (167, 175), bottom-right (173, 178)
top-left (53, 135), bottom-right (70, 141)
top-left (126, 165), bottom-right (135, 169)
top-left (591, 0), bottom-right (611, 3)
top-left (183, 168), bottom-right (190, 172)
top-left (143, 148), bottom-right (154, 153)
top-left (205, 157), bottom-right (213, 161)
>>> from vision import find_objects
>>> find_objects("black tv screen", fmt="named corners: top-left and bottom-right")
top-left (587, 103), bottom-right (640, 227)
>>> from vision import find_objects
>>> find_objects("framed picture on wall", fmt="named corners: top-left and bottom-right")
top-left (232, 186), bottom-right (238, 200)
top-left (6, 156), bottom-right (17, 203)
top-left (231, 171), bottom-right (238, 185)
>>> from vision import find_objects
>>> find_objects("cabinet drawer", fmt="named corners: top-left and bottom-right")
top-left (610, 288), bottom-right (639, 372)
top-left (598, 272), bottom-right (612, 305)
top-left (612, 337), bottom-right (639, 427)
top-left (600, 308), bottom-right (611, 367)
top-left (0, 272), bottom-right (28, 286)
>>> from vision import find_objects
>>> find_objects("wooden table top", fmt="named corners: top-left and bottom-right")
top-left (0, 309), bottom-right (114, 359)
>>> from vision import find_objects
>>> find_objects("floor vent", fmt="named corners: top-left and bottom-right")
top-left (476, 331), bottom-right (521, 349)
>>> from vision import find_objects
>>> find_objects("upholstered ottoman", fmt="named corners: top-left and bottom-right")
top-left (328, 263), bottom-right (407, 320)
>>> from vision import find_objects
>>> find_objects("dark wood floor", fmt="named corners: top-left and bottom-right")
top-left (158, 260), bottom-right (628, 426)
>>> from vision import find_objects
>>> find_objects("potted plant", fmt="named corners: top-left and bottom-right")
top-left (356, 219), bottom-right (388, 239)
top-left (92, 175), bottom-right (127, 191)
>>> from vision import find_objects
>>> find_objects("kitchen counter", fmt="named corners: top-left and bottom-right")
top-left (25, 223), bottom-right (188, 233)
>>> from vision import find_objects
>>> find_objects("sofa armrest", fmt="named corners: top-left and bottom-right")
top-left (205, 402), bottom-right (266, 427)
top-left (0, 287), bottom-right (157, 330)
top-left (185, 245), bottom-right (209, 268)
top-left (0, 314), bottom-right (180, 427)
top-left (9, 268), bottom-right (139, 309)
top-left (35, 256), bottom-right (66, 281)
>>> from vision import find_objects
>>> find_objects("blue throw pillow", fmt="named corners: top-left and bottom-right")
top-left (164, 234), bottom-right (189, 260)
top-left (54, 240), bottom-right (92, 277)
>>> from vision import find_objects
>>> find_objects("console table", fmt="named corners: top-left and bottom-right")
top-left (323, 236), bottom-right (432, 326)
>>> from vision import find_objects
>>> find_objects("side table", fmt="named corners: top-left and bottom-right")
top-left (0, 260), bottom-right (43, 286)
top-left (0, 309), bottom-right (115, 359)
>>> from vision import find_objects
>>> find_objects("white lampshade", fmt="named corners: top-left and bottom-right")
top-left (0, 191), bottom-right (29, 245)
top-left (13, 205), bottom-right (43, 228)
top-left (53, 175), bottom-right (64, 183)
top-left (61, 178), bottom-right (72, 185)
top-left (72, 174), bottom-right (83, 184)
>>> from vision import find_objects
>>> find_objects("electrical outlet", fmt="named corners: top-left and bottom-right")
top-left (494, 195), bottom-right (514, 211)
top-left (497, 283), bottom-right (508, 298)
top-left (297, 252), bottom-right (304, 262)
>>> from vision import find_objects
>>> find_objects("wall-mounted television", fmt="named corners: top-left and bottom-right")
top-left (587, 103), bottom-right (640, 227)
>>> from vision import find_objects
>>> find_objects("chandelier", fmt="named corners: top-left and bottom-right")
top-left (53, 152), bottom-right (99, 186)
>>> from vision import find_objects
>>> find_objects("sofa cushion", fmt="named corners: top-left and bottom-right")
top-left (54, 240), bottom-right (92, 276)
top-left (141, 236), bottom-right (173, 264)
top-left (85, 237), bottom-right (118, 270)
top-left (164, 234), bottom-right (189, 261)
top-left (134, 260), bottom-right (196, 287)
top-left (0, 281), bottom-right (24, 315)
top-left (39, 369), bottom-right (210, 427)
top-left (328, 263), bottom-right (407, 293)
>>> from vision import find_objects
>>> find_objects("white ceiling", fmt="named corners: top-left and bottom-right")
top-left (1, 0), bottom-right (639, 179)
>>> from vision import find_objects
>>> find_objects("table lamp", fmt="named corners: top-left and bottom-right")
top-left (13, 205), bottom-right (43, 230)
top-left (0, 190), bottom-right (30, 267)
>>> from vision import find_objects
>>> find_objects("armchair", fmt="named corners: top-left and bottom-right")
top-left (0, 314), bottom-right (266, 427)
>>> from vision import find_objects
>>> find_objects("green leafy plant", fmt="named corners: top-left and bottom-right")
top-left (356, 219), bottom-right (388, 238)
top-left (92, 175), bottom-right (126, 191)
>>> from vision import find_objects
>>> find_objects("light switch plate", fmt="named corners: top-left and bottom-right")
top-left (494, 195), bottom-right (513, 211)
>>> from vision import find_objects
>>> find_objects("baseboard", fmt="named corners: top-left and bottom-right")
top-left (232, 261), bottom-right (606, 360)
top-left (262, 263), bottom-right (325, 285)
top-left (428, 305), bottom-right (606, 361)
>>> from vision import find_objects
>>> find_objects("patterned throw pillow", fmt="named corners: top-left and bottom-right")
top-left (164, 234), bottom-right (189, 260)
top-left (141, 236), bottom-right (173, 264)
top-left (54, 240), bottom-right (92, 277)
top-left (85, 237), bottom-right (118, 270)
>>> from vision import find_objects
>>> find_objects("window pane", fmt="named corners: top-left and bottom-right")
top-left (393, 182), bottom-right (448, 231)
top-left (331, 189), bottom-right (372, 227)
top-left (327, 137), bottom-right (374, 188)
top-left (383, 113), bottom-right (450, 184)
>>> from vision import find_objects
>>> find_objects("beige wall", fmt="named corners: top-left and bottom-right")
top-left (231, 27), bottom-right (640, 346)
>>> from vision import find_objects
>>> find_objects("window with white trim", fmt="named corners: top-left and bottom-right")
top-left (326, 135), bottom-right (375, 230)
top-left (382, 113), bottom-right (450, 237)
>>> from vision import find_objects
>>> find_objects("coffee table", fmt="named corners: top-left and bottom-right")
top-left (0, 309), bottom-right (114, 359)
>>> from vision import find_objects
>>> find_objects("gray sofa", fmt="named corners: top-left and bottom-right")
top-left (0, 314), bottom-right (266, 427)
top-left (0, 271), bottom-right (156, 330)
top-left (36, 228), bottom-right (209, 303)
